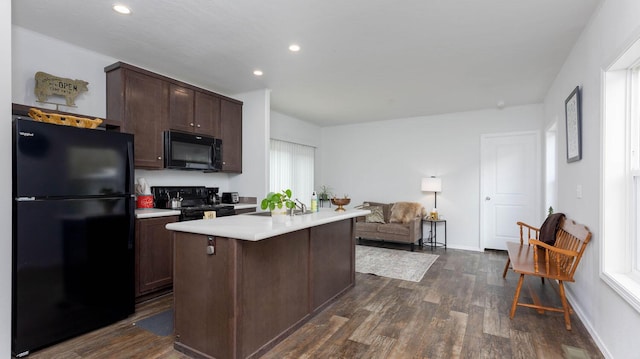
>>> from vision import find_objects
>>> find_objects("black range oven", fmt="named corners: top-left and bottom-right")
top-left (150, 186), bottom-right (235, 221)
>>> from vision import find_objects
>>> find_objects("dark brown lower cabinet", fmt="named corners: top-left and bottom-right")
top-left (135, 216), bottom-right (179, 300)
top-left (234, 206), bottom-right (257, 215)
top-left (173, 218), bottom-right (355, 359)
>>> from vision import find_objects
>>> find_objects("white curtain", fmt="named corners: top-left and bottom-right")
top-left (270, 139), bottom-right (315, 207)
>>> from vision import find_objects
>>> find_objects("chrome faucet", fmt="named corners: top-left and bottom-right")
top-left (294, 199), bottom-right (307, 214)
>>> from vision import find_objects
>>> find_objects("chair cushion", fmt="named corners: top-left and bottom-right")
top-left (376, 223), bottom-right (410, 236)
top-left (355, 222), bottom-right (379, 232)
top-left (390, 202), bottom-right (425, 224)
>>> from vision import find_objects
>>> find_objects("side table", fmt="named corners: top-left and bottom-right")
top-left (423, 219), bottom-right (447, 250)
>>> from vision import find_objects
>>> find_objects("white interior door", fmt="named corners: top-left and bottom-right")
top-left (481, 131), bottom-right (540, 250)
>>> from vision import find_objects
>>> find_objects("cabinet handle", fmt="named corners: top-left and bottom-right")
top-left (157, 156), bottom-right (162, 160)
top-left (190, 123), bottom-right (194, 127)
top-left (197, 124), bottom-right (201, 128)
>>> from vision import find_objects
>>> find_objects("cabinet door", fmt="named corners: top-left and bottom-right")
top-left (124, 70), bottom-right (168, 169)
top-left (220, 99), bottom-right (243, 173)
top-left (135, 216), bottom-right (178, 297)
top-left (194, 91), bottom-right (221, 137)
top-left (169, 84), bottom-right (195, 133)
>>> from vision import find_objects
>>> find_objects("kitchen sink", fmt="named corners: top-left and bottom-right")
top-left (248, 210), bottom-right (315, 216)
top-left (247, 211), bottom-right (272, 216)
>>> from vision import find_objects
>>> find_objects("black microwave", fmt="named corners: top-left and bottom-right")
top-left (164, 131), bottom-right (222, 171)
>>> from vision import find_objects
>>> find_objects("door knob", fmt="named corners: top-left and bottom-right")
top-left (485, 196), bottom-right (491, 201)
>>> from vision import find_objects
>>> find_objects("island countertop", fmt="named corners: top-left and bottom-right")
top-left (165, 208), bottom-right (369, 241)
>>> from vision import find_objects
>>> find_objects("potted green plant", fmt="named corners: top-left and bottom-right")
top-left (318, 185), bottom-right (332, 201)
top-left (261, 189), bottom-right (296, 219)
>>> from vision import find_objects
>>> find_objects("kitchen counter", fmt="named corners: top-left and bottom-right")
top-left (135, 208), bottom-right (181, 219)
top-left (165, 208), bottom-right (369, 240)
top-left (169, 207), bottom-right (369, 359)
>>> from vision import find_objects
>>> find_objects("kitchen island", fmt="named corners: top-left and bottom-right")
top-left (165, 208), bottom-right (369, 359)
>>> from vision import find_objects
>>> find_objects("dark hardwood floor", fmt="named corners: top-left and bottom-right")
top-left (27, 243), bottom-right (603, 358)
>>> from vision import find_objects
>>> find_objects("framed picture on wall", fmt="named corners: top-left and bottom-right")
top-left (565, 86), bottom-right (582, 163)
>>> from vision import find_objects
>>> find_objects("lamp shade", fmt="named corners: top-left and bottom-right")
top-left (421, 177), bottom-right (442, 192)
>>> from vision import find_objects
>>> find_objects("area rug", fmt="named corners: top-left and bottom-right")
top-left (135, 309), bottom-right (173, 336)
top-left (355, 245), bottom-right (439, 282)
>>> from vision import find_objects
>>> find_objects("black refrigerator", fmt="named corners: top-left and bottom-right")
top-left (12, 117), bottom-right (135, 357)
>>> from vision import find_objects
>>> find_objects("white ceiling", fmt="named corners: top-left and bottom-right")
top-left (12, 0), bottom-right (601, 126)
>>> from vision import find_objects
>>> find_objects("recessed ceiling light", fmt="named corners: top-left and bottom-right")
top-left (289, 44), bottom-right (301, 52)
top-left (113, 4), bottom-right (131, 14)
top-left (253, 70), bottom-right (263, 76)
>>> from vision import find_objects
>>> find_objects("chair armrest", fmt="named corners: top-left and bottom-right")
top-left (528, 239), bottom-right (579, 257)
top-left (407, 217), bottom-right (420, 228)
top-left (517, 221), bottom-right (540, 245)
top-left (517, 221), bottom-right (540, 232)
top-left (407, 217), bottom-right (422, 239)
top-left (529, 238), bottom-right (579, 274)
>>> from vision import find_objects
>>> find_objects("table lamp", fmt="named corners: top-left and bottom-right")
top-left (421, 176), bottom-right (442, 218)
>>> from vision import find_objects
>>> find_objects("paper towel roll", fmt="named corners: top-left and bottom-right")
top-left (136, 178), bottom-right (152, 195)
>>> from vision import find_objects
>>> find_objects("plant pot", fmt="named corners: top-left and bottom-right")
top-left (271, 208), bottom-right (288, 222)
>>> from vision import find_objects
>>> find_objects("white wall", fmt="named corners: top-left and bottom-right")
top-left (2, 2), bottom-right (12, 356)
top-left (271, 111), bottom-right (321, 148)
top-left (12, 26), bottom-right (116, 117)
top-left (543, 1), bottom-right (640, 357)
top-left (231, 89), bottom-right (271, 200)
top-left (319, 104), bottom-right (543, 251)
top-left (133, 169), bottom-right (230, 190)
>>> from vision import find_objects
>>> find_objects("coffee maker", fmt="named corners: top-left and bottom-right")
top-left (206, 187), bottom-right (220, 205)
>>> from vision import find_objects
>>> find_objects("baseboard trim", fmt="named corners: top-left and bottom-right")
top-left (565, 287), bottom-right (613, 359)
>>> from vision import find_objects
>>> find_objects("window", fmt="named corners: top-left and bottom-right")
top-left (269, 139), bottom-right (315, 208)
top-left (602, 38), bottom-right (640, 313)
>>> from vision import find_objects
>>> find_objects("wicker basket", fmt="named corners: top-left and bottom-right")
top-left (28, 108), bottom-right (103, 129)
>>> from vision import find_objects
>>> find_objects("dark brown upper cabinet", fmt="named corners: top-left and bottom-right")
top-left (106, 62), bottom-right (243, 172)
top-left (220, 99), bottom-right (242, 173)
top-left (106, 63), bottom-right (168, 169)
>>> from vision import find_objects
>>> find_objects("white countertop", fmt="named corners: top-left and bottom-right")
top-left (165, 208), bottom-right (370, 241)
top-left (234, 203), bottom-right (257, 210)
top-left (135, 208), bottom-right (181, 219)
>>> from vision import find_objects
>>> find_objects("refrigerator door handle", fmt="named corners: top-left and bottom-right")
top-left (16, 197), bottom-right (35, 201)
top-left (126, 140), bottom-right (134, 194)
top-left (128, 197), bottom-right (135, 250)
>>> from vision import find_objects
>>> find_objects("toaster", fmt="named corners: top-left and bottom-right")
top-left (222, 192), bottom-right (239, 204)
